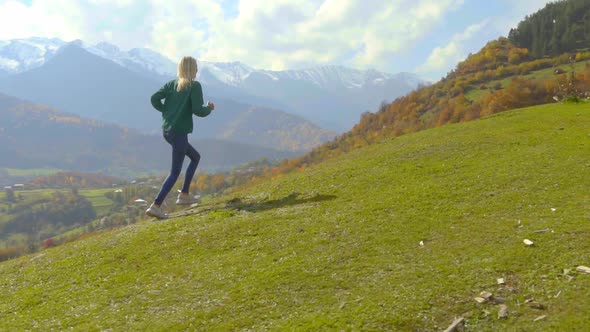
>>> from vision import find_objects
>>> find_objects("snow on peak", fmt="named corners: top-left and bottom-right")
top-left (0, 37), bottom-right (424, 90)
top-left (0, 37), bottom-right (65, 73)
top-left (0, 57), bottom-right (19, 71)
top-left (196, 63), bottom-right (411, 89)
top-left (95, 41), bottom-right (122, 54)
top-left (127, 48), bottom-right (177, 76)
top-left (258, 65), bottom-right (406, 90)
top-left (81, 42), bottom-right (178, 77)
top-left (199, 61), bottom-right (255, 85)
top-left (0, 37), bottom-right (179, 77)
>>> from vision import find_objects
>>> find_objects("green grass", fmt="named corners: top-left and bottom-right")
top-left (0, 103), bottom-right (589, 330)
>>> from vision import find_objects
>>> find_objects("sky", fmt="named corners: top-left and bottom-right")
top-left (0, 0), bottom-right (553, 80)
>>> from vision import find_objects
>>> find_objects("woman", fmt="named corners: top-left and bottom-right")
top-left (146, 56), bottom-right (215, 219)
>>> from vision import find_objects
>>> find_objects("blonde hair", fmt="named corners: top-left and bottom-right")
top-left (177, 56), bottom-right (198, 92)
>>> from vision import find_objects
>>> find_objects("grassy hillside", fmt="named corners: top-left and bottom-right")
top-left (0, 103), bottom-right (588, 330)
top-left (465, 59), bottom-right (590, 101)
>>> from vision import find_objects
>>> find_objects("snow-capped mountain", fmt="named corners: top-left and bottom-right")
top-left (0, 37), bottom-right (64, 73)
top-left (197, 62), bottom-right (423, 91)
top-left (89, 42), bottom-right (176, 77)
top-left (0, 37), bottom-right (422, 91)
top-left (0, 38), bottom-right (175, 78)
top-left (263, 66), bottom-right (424, 91)
top-left (0, 37), bottom-right (425, 131)
top-left (199, 61), bottom-right (256, 86)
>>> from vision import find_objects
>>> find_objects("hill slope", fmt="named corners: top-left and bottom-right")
top-left (0, 104), bottom-right (588, 330)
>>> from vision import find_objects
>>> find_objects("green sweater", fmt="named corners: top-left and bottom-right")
top-left (150, 79), bottom-right (212, 134)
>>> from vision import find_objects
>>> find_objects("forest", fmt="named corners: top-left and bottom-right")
top-left (509, 0), bottom-right (590, 57)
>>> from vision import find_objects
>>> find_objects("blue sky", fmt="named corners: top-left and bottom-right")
top-left (0, 0), bottom-right (552, 80)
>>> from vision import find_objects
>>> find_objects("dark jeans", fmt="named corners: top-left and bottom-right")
top-left (154, 131), bottom-right (200, 205)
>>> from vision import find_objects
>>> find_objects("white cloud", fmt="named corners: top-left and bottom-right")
top-left (88, 0), bottom-right (136, 6)
top-left (0, 0), bottom-right (151, 47)
top-left (0, 0), bottom-right (84, 41)
top-left (198, 0), bottom-right (550, 75)
top-left (0, 0), bottom-right (463, 71)
top-left (186, 0), bottom-right (466, 71)
top-left (417, 19), bottom-right (489, 76)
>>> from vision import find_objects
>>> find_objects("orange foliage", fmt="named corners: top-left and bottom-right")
top-left (0, 246), bottom-right (24, 262)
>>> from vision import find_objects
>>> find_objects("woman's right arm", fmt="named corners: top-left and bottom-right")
top-left (191, 82), bottom-right (213, 117)
top-left (150, 84), bottom-right (168, 112)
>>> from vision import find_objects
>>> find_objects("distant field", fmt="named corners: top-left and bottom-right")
top-left (79, 188), bottom-right (116, 215)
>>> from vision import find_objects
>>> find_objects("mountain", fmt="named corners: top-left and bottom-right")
top-left (200, 61), bottom-right (422, 91)
top-left (190, 98), bottom-right (335, 151)
top-left (1, 103), bottom-right (588, 330)
top-left (91, 42), bottom-right (176, 78)
top-left (0, 42), bottom-right (334, 152)
top-left (0, 38), bottom-right (425, 131)
top-left (236, 66), bottom-right (422, 130)
top-left (0, 38), bottom-right (172, 80)
top-left (218, 106), bottom-right (336, 151)
top-left (0, 93), bottom-right (296, 178)
top-left (0, 42), bottom-right (164, 130)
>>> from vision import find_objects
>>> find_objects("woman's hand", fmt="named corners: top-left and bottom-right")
top-left (207, 101), bottom-right (215, 110)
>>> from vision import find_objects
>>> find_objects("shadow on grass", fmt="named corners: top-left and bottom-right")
top-left (174, 192), bottom-right (337, 218)
top-left (224, 192), bottom-right (337, 213)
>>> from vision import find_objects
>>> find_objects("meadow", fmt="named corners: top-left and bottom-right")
top-left (0, 103), bottom-right (588, 330)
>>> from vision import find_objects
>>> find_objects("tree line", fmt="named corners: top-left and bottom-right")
top-left (509, 0), bottom-right (590, 57)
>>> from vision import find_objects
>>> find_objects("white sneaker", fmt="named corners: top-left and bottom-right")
top-left (176, 193), bottom-right (201, 206)
top-left (145, 203), bottom-right (169, 219)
